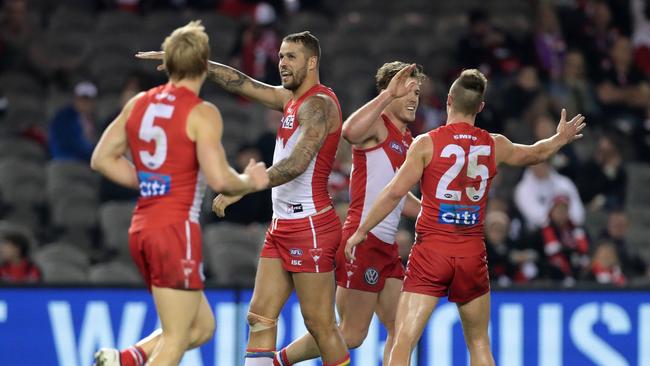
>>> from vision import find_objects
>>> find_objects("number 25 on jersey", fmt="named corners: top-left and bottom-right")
top-left (435, 144), bottom-right (491, 202)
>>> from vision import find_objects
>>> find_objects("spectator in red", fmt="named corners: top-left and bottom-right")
top-left (229, 2), bottom-right (280, 86)
top-left (632, 0), bottom-right (650, 76)
top-left (540, 195), bottom-right (590, 285)
top-left (0, 230), bottom-right (40, 283)
top-left (588, 240), bottom-right (627, 286)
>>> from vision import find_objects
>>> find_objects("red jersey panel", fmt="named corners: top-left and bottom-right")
top-left (415, 122), bottom-right (497, 255)
top-left (344, 114), bottom-right (413, 244)
top-left (126, 84), bottom-right (206, 231)
top-left (271, 84), bottom-right (342, 219)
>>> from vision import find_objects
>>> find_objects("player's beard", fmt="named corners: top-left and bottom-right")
top-left (282, 65), bottom-right (307, 91)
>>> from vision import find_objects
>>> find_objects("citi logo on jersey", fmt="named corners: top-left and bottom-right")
top-left (137, 171), bottom-right (171, 197)
top-left (438, 204), bottom-right (480, 226)
top-left (281, 115), bottom-right (295, 129)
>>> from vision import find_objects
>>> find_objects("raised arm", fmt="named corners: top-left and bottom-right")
top-left (493, 109), bottom-right (586, 167)
top-left (266, 94), bottom-right (337, 187)
top-left (346, 134), bottom-right (432, 260)
top-left (90, 93), bottom-right (143, 189)
top-left (342, 64), bottom-right (418, 145)
top-left (190, 102), bottom-right (269, 195)
top-left (135, 51), bottom-right (291, 111)
top-left (206, 60), bottom-right (291, 111)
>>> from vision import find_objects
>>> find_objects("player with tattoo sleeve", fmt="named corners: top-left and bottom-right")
top-left (137, 31), bottom-right (349, 366)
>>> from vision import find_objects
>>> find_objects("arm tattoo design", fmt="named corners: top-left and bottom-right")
top-left (267, 95), bottom-right (332, 187)
top-left (207, 61), bottom-right (273, 94)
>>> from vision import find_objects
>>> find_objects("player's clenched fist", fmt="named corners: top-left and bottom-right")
top-left (344, 230), bottom-right (367, 261)
top-left (245, 158), bottom-right (269, 191)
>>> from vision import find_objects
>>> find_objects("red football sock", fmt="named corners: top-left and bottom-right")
top-left (119, 345), bottom-right (148, 366)
top-left (273, 348), bottom-right (292, 366)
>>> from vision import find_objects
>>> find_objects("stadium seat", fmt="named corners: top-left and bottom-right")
top-left (89, 260), bottom-right (143, 285)
top-left (96, 11), bottom-right (142, 34)
top-left (144, 10), bottom-right (189, 35)
top-left (98, 201), bottom-right (136, 257)
top-left (205, 244), bottom-right (258, 286)
top-left (0, 158), bottom-right (45, 206)
top-left (51, 194), bottom-right (98, 229)
top-left (0, 72), bottom-right (44, 96)
top-left (626, 163), bottom-right (650, 208)
top-left (0, 138), bottom-right (47, 163)
top-left (49, 7), bottom-right (96, 33)
top-left (46, 160), bottom-right (100, 203)
top-left (33, 242), bottom-right (90, 273)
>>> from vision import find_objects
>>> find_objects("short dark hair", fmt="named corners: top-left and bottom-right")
top-left (375, 61), bottom-right (425, 93)
top-left (1, 231), bottom-right (31, 258)
top-left (449, 69), bottom-right (487, 115)
top-left (283, 31), bottom-right (321, 64)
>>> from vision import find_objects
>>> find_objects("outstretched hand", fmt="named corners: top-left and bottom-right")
top-left (386, 63), bottom-right (418, 99)
top-left (135, 51), bottom-right (166, 71)
top-left (556, 108), bottom-right (587, 145)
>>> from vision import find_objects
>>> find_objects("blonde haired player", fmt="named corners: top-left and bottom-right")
top-left (91, 21), bottom-right (268, 366)
top-left (346, 69), bottom-right (586, 366)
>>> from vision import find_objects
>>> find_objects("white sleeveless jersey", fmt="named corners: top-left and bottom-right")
top-left (343, 115), bottom-right (413, 243)
top-left (271, 84), bottom-right (342, 219)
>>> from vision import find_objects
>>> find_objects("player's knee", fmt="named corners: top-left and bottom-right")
top-left (342, 329), bottom-right (367, 349)
top-left (247, 311), bottom-right (277, 333)
top-left (194, 316), bottom-right (216, 346)
top-left (161, 332), bottom-right (191, 354)
top-left (303, 313), bottom-right (337, 340)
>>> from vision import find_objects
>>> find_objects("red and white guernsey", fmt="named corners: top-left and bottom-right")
top-left (416, 122), bottom-right (497, 255)
top-left (344, 115), bottom-right (413, 244)
top-left (272, 84), bottom-right (342, 219)
top-left (126, 84), bottom-right (206, 231)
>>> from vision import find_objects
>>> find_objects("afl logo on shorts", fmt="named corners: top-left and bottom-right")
top-left (364, 267), bottom-right (379, 285)
top-left (290, 248), bottom-right (303, 257)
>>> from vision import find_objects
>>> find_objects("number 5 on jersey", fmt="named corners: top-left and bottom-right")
top-left (435, 144), bottom-right (491, 202)
top-left (140, 103), bottom-right (174, 169)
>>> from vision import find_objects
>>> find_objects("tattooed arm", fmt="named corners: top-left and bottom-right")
top-left (207, 61), bottom-right (291, 111)
top-left (267, 94), bottom-right (335, 187)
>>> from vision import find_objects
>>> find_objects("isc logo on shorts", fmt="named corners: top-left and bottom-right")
top-left (438, 204), bottom-right (480, 226)
top-left (291, 259), bottom-right (302, 266)
top-left (138, 171), bottom-right (171, 197)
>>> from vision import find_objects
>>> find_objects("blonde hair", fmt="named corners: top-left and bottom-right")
top-left (162, 20), bottom-right (210, 80)
top-left (449, 69), bottom-right (487, 115)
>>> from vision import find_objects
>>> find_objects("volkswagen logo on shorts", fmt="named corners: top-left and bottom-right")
top-left (364, 267), bottom-right (379, 285)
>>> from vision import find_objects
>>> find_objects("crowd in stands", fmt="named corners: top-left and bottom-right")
top-left (0, 0), bottom-right (649, 287)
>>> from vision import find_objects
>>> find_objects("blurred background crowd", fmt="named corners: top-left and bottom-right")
top-left (0, 0), bottom-right (649, 288)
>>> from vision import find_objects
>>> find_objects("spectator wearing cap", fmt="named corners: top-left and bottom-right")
top-left (538, 195), bottom-right (590, 285)
top-left (48, 81), bottom-right (98, 162)
top-left (0, 230), bottom-right (40, 283)
top-left (514, 161), bottom-right (585, 231)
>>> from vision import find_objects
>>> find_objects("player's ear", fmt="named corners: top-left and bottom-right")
top-left (308, 56), bottom-right (318, 71)
top-left (446, 94), bottom-right (453, 107)
top-left (477, 101), bottom-right (485, 113)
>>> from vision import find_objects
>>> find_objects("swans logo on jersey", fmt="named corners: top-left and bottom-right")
top-left (281, 115), bottom-right (295, 129)
top-left (364, 267), bottom-right (379, 285)
top-left (438, 204), bottom-right (480, 226)
top-left (290, 248), bottom-right (303, 257)
top-left (138, 171), bottom-right (171, 197)
top-left (389, 141), bottom-right (404, 154)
